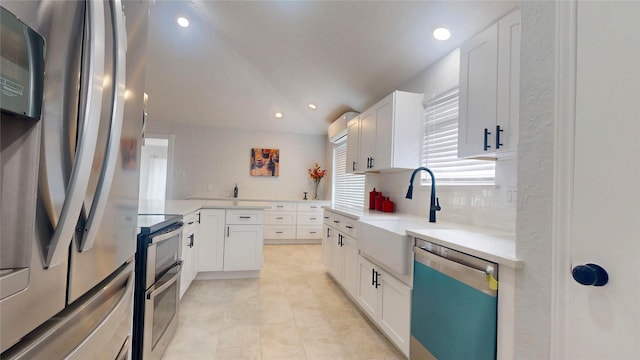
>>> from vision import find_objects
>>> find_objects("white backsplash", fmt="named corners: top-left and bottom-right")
top-left (366, 161), bottom-right (516, 233)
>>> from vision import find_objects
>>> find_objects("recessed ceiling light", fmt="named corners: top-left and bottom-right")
top-left (177, 17), bottom-right (190, 28)
top-left (275, 112), bottom-right (283, 118)
top-left (308, 103), bottom-right (317, 110)
top-left (433, 27), bottom-right (451, 41)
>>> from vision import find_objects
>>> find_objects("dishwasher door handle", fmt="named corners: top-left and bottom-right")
top-left (414, 246), bottom-right (497, 296)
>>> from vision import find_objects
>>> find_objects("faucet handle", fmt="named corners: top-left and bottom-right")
top-left (432, 197), bottom-right (441, 211)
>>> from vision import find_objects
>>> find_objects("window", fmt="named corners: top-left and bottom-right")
top-left (332, 141), bottom-right (365, 209)
top-left (422, 87), bottom-right (495, 185)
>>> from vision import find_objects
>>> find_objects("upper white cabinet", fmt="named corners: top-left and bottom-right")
top-left (458, 9), bottom-right (521, 159)
top-left (346, 91), bottom-right (423, 173)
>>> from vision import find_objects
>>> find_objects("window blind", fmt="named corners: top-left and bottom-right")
top-left (422, 87), bottom-right (495, 185)
top-left (332, 141), bottom-right (365, 209)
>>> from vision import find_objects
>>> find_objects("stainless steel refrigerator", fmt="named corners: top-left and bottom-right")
top-left (1, 0), bottom-right (149, 358)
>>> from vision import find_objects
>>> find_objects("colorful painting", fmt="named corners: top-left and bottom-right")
top-left (251, 148), bottom-right (279, 176)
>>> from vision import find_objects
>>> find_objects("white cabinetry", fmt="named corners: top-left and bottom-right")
top-left (264, 201), bottom-right (328, 243)
top-left (357, 254), bottom-right (411, 357)
top-left (346, 91), bottom-right (423, 173)
top-left (198, 209), bottom-right (225, 272)
top-left (459, 9), bottom-right (520, 159)
top-left (264, 202), bottom-right (296, 241)
top-left (224, 210), bottom-right (264, 271)
top-left (180, 210), bottom-right (200, 299)
top-left (323, 212), bottom-right (359, 299)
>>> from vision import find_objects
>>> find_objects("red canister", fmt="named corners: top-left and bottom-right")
top-left (382, 198), bottom-right (395, 212)
top-left (369, 188), bottom-right (380, 210)
top-left (375, 194), bottom-right (384, 211)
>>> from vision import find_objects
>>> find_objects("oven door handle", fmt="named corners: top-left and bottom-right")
top-left (146, 262), bottom-right (182, 300)
top-left (150, 226), bottom-right (183, 245)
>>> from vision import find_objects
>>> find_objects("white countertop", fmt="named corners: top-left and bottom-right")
top-left (324, 206), bottom-right (522, 269)
top-left (190, 196), bottom-right (330, 204)
top-left (138, 199), bottom-right (269, 216)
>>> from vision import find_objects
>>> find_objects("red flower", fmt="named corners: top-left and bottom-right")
top-left (308, 163), bottom-right (327, 180)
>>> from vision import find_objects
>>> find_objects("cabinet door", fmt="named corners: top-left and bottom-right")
top-left (342, 234), bottom-right (359, 299)
top-left (180, 230), bottom-right (191, 299)
top-left (188, 224), bottom-right (199, 282)
top-left (496, 9), bottom-right (521, 156)
top-left (330, 232), bottom-right (344, 281)
top-left (322, 224), bottom-right (333, 269)
top-left (372, 94), bottom-right (394, 170)
top-left (346, 117), bottom-right (361, 173)
top-left (459, 22), bottom-right (499, 158)
top-left (378, 270), bottom-right (411, 357)
top-left (357, 256), bottom-right (379, 320)
top-left (359, 109), bottom-right (376, 171)
top-left (198, 209), bottom-right (225, 272)
top-left (224, 225), bottom-right (263, 271)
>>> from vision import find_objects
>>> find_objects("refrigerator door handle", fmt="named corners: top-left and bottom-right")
top-left (45, 0), bottom-right (106, 267)
top-left (80, 0), bottom-right (128, 252)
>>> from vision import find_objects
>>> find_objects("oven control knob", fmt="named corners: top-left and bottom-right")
top-left (572, 263), bottom-right (608, 286)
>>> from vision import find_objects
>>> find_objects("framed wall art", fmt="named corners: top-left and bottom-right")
top-left (250, 148), bottom-right (279, 176)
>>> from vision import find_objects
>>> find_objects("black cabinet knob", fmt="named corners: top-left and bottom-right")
top-left (572, 263), bottom-right (608, 286)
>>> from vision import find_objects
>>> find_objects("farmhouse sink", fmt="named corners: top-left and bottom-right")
top-left (358, 217), bottom-right (448, 275)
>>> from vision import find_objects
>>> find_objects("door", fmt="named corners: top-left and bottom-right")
top-left (458, 22), bottom-right (498, 158)
top-left (342, 234), bottom-right (359, 298)
top-left (198, 209), bottom-right (225, 272)
top-left (346, 117), bottom-right (360, 173)
top-left (224, 225), bottom-right (263, 271)
top-left (359, 109), bottom-right (376, 170)
top-left (331, 232), bottom-right (345, 281)
top-left (378, 270), bottom-right (411, 357)
top-left (357, 255), bottom-right (378, 320)
top-left (556, 1), bottom-right (640, 358)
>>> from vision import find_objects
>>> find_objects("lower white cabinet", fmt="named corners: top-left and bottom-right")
top-left (180, 211), bottom-right (200, 299)
top-left (323, 214), bottom-right (358, 299)
top-left (224, 224), bottom-right (263, 271)
top-left (198, 209), bottom-right (226, 272)
top-left (357, 254), bottom-right (411, 357)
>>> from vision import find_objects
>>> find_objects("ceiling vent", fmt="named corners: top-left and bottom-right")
top-left (328, 112), bottom-right (359, 143)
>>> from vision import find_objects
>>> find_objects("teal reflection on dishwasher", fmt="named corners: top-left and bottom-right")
top-left (411, 260), bottom-right (497, 360)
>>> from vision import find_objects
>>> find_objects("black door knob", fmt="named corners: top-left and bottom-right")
top-left (572, 263), bottom-right (608, 286)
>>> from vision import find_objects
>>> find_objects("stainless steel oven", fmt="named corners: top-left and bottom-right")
top-left (134, 215), bottom-right (183, 360)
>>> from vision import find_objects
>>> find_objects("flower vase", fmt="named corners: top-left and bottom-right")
top-left (313, 179), bottom-right (320, 200)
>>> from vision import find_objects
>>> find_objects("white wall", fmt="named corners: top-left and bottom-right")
top-left (514, 1), bottom-right (555, 357)
top-left (146, 122), bottom-right (329, 200)
top-left (367, 49), bottom-right (517, 233)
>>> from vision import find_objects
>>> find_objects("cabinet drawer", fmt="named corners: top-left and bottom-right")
top-left (296, 226), bottom-right (323, 239)
top-left (268, 202), bottom-right (297, 211)
top-left (297, 202), bottom-right (325, 212)
top-left (264, 212), bottom-right (296, 225)
top-left (323, 212), bottom-right (333, 225)
top-left (297, 212), bottom-right (323, 226)
top-left (264, 226), bottom-right (296, 239)
top-left (341, 219), bottom-right (358, 238)
top-left (226, 210), bottom-right (264, 225)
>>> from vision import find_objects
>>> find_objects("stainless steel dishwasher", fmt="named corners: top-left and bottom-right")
top-left (411, 238), bottom-right (498, 360)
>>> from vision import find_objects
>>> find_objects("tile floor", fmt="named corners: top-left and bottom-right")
top-left (163, 244), bottom-right (405, 360)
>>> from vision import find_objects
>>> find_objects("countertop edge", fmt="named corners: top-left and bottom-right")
top-left (406, 229), bottom-right (524, 269)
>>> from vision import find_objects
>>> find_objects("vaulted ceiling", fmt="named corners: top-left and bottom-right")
top-left (145, 0), bottom-right (517, 136)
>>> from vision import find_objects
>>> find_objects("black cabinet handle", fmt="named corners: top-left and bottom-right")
top-left (197, 212), bottom-right (201, 223)
top-left (276, 231), bottom-right (283, 234)
top-left (227, 226), bottom-right (229, 237)
top-left (310, 217), bottom-right (317, 220)
top-left (277, 205), bottom-right (284, 208)
top-left (334, 220), bottom-right (340, 224)
top-left (276, 217), bottom-right (284, 220)
top-left (352, 161), bottom-right (356, 171)
top-left (366, 157), bottom-right (371, 169)
top-left (496, 125), bottom-right (503, 149)
top-left (327, 227), bottom-right (330, 238)
top-left (323, 216), bottom-right (329, 219)
top-left (345, 225), bottom-right (353, 229)
top-left (371, 268), bottom-right (376, 286)
top-left (239, 216), bottom-right (251, 219)
top-left (310, 231), bottom-right (317, 234)
top-left (311, 206), bottom-right (318, 209)
top-left (188, 234), bottom-right (194, 248)
top-left (374, 270), bottom-right (380, 288)
top-left (572, 263), bottom-right (609, 286)
top-left (484, 128), bottom-right (491, 151)
top-left (370, 157), bottom-right (374, 168)
top-left (188, 221), bottom-right (194, 225)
